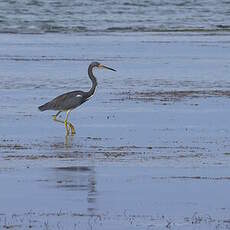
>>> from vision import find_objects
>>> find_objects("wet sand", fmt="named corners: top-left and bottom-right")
top-left (0, 33), bottom-right (230, 229)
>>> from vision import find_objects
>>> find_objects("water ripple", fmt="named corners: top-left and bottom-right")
top-left (0, 0), bottom-right (229, 34)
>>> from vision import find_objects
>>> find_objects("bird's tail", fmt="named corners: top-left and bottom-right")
top-left (38, 102), bottom-right (50, 111)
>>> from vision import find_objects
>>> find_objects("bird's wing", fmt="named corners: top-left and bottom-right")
top-left (41, 91), bottom-right (84, 111)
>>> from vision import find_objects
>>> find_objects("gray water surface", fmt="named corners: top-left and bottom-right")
top-left (0, 33), bottom-right (230, 229)
top-left (0, 0), bottom-right (229, 34)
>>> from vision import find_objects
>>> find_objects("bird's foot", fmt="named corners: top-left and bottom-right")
top-left (52, 115), bottom-right (57, 121)
top-left (69, 123), bottom-right (76, 135)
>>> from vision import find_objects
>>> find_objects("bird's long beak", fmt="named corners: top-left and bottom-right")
top-left (99, 64), bottom-right (116, 71)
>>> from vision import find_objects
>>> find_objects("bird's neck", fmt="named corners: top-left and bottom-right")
top-left (87, 65), bottom-right (97, 97)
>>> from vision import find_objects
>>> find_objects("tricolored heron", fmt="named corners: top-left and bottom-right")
top-left (38, 62), bottom-right (116, 135)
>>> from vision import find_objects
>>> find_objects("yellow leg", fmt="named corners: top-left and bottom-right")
top-left (52, 111), bottom-right (61, 121)
top-left (53, 117), bottom-right (64, 124)
top-left (64, 121), bottom-right (69, 135)
top-left (69, 123), bottom-right (76, 135)
top-left (53, 110), bottom-right (76, 135)
top-left (64, 110), bottom-right (70, 135)
top-left (53, 112), bottom-right (70, 135)
top-left (65, 110), bottom-right (76, 135)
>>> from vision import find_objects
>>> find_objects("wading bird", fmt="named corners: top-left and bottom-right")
top-left (38, 62), bottom-right (116, 135)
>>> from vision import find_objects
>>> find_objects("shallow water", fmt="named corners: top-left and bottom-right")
top-left (0, 0), bottom-right (230, 33)
top-left (0, 33), bottom-right (230, 229)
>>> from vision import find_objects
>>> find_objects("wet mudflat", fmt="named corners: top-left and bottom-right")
top-left (0, 33), bottom-right (230, 229)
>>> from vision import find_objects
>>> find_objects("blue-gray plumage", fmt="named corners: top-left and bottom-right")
top-left (38, 62), bottom-right (116, 135)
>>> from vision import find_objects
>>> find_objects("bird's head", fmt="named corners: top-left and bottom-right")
top-left (90, 62), bottom-right (116, 71)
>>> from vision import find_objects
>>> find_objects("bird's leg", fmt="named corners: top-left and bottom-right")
top-left (53, 111), bottom-right (70, 135)
top-left (53, 110), bottom-right (75, 135)
top-left (53, 111), bottom-right (65, 124)
top-left (65, 110), bottom-right (76, 135)
top-left (64, 110), bottom-right (71, 135)
top-left (64, 110), bottom-right (76, 135)
top-left (53, 111), bottom-right (62, 121)
top-left (54, 117), bottom-right (74, 135)
top-left (53, 116), bottom-right (70, 135)
top-left (53, 118), bottom-right (65, 124)
top-left (69, 122), bottom-right (76, 135)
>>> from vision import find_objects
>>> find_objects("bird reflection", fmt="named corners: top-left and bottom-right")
top-left (64, 134), bottom-right (74, 147)
top-left (52, 165), bottom-right (97, 213)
